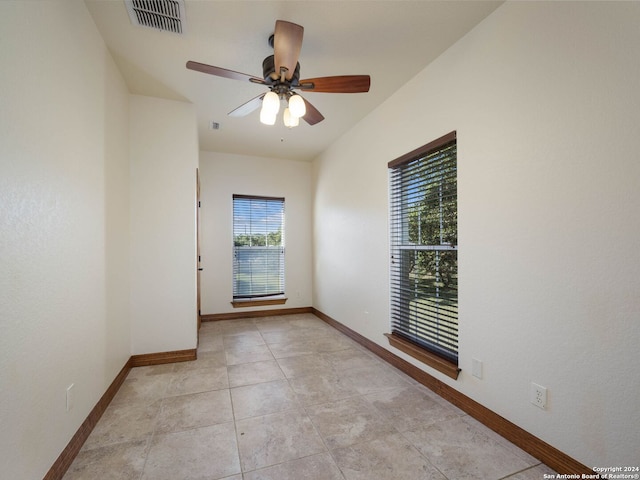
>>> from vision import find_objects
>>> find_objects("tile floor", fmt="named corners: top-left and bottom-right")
top-left (63, 313), bottom-right (557, 480)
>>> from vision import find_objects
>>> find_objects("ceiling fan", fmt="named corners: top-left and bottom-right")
top-left (186, 20), bottom-right (371, 127)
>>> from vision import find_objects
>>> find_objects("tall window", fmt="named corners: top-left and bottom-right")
top-left (232, 195), bottom-right (285, 299)
top-left (388, 131), bottom-right (458, 375)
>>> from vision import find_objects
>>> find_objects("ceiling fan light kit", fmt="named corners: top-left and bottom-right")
top-left (186, 20), bottom-right (371, 128)
top-left (260, 93), bottom-right (306, 128)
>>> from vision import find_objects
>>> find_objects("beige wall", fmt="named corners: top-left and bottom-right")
top-left (0, 4), bottom-right (200, 476)
top-left (129, 95), bottom-right (199, 355)
top-left (0, 1), bottom-right (131, 477)
top-left (312, 1), bottom-right (640, 467)
top-left (199, 152), bottom-right (313, 314)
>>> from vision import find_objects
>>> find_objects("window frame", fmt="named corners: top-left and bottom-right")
top-left (387, 131), bottom-right (460, 379)
top-left (231, 194), bottom-right (286, 308)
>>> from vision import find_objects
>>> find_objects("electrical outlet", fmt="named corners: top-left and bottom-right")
top-left (66, 384), bottom-right (75, 412)
top-left (530, 382), bottom-right (547, 409)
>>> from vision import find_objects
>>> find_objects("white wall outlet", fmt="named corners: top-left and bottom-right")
top-left (472, 358), bottom-right (483, 379)
top-left (530, 382), bottom-right (547, 409)
top-left (66, 384), bottom-right (75, 412)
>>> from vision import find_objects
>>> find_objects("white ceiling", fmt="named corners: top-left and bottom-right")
top-left (86, 0), bottom-right (502, 161)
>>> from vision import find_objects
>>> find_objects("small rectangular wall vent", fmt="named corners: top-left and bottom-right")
top-left (125, 0), bottom-right (186, 34)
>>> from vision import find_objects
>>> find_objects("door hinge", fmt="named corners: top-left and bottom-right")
top-left (198, 201), bottom-right (201, 208)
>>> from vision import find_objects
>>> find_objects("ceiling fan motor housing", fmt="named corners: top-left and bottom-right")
top-left (262, 55), bottom-right (300, 87)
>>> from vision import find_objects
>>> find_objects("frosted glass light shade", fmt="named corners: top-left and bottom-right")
top-left (283, 108), bottom-right (299, 128)
top-left (288, 94), bottom-right (306, 118)
top-left (262, 91), bottom-right (280, 115)
top-left (260, 107), bottom-right (276, 125)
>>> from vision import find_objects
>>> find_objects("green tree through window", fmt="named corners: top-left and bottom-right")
top-left (389, 132), bottom-right (458, 364)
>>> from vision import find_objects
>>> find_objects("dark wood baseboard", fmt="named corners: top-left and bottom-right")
top-left (311, 308), bottom-right (593, 476)
top-left (43, 359), bottom-right (132, 480)
top-left (130, 348), bottom-right (197, 367)
top-left (202, 306), bottom-right (312, 322)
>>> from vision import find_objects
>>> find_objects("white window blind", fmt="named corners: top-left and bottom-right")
top-left (233, 195), bottom-right (285, 299)
top-left (389, 131), bottom-right (458, 364)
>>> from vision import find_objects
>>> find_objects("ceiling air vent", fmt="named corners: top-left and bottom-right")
top-left (125, 0), bottom-right (186, 35)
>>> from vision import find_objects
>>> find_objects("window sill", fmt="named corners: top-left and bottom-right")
top-left (384, 332), bottom-right (460, 380)
top-left (231, 296), bottom-right (287, 308)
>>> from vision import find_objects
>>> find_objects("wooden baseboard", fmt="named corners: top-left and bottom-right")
top-left (130, 348), bottom-right (197, 367)
top-left (202, 306), bottom-right (312, 322)
top-left (43, 359), bottom-right (132, 480)
top-left (311, 308), bottom-right (593, 476)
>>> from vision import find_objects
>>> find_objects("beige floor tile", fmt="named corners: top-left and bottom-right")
top-left (261, 329), bottom-right (316, 345)
top-left (220, 319), bottom-right (259, 335)
top-left (83, 401), bottom-right (161, 449)
top-left (306, 396), bottom-right (399, 449)
top-left (173, 350), bottom-right (226, 372)
top-left (198, 322), bottom-right (225, 335)
top-left (276, 353), bottom-right (335, 378)
top-left (331, 433), bottom-right (446, 480)
top-left (142, 422), bottom-right (240, 480)
top-left (403, 416), bottom-right (536, 480)
top-left (244, 452), bottom-right (345, 480)
top-left (288, 314), bottom-right (332, 329)
top-left (323, 348), bottom-right (384, 372)
top-left (231, 379), bottom-right (300, 419)
top-left (63, 439), bottom-right (148, 480)
top-left (196, 334), bottom-right (224, 353)
top-left (236, 409), bottom-right (325, 472)
top-left (223, 331), bottom-right (266, 348)
top-left (503, 464), bottom-right (557, 479)
top-left (111, 375), bottom-right (171, 405)
top-left (288, 373), bottom-right (358, 406)
top-left (364, 386), bottom-right (461, 431)
top-left (268, 336), bottom-right (353, 359)
top-left (460, 415), bottom-right (540, 464)
top-left (156, 389), bottom-right (233, 433)
top-left (228, 359), bottom-right (285, 388)
top-left (261, 323), bottom-right (336, 344)
top-left (254, 317), bottom-right (294, 333)
top-left (166, 365), bottom-right (228, 396)
top-left (225, 343), bottom-right (274, 365)
top-left (341, 365), bottom-right (411, 395)
top-left (126, 363), bottom-right (175, 379)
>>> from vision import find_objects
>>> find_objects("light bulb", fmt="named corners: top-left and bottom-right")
top-left (288, 94), bottom-right (306, 118)
top-left (262, 91), bottom-right (280, 115)
top-left (260, 106), bottom-right (276, 125)
top-left (283, 108), bottom-right (299, 128)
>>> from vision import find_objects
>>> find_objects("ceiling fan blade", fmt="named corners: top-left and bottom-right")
top-left (300, 96), bottom-right (324, 125)
top-left (298, 75), bottom-right (371, 93)
top-left (186, 60), bottom-right (265, 84)
top-left (228, 93), bottom-right (266, 117)
top-left (273, 20), bottom-right (303, 81)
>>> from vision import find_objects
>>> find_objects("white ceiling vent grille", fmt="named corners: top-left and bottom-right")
top-left (125, 0), bottom-right (186, 34)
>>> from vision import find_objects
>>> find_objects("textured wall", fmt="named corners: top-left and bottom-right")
top-left (0, 1), bottom-right (131, 477)
top-left (312, 1), bottom-right (640, 467)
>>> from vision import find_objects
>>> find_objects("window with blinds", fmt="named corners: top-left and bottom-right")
top-left (233, 195), bottom-right (285, 299)
top-left (388, 131), bottom-right (458, 365)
